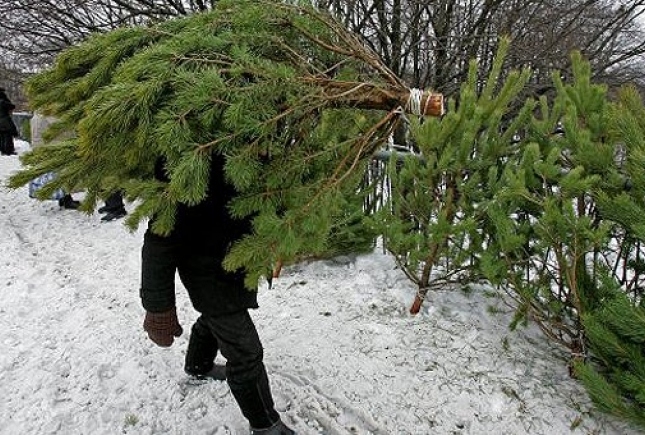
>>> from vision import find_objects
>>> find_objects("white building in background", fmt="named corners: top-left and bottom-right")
top-left (30, 112), bottom-right (74, 148)
top-left (11, 111), bottom-right (32, 140)
top-left (30, 112), bottom-right (55, 148)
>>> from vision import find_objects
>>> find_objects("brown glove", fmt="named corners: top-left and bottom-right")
top-left (143, 307), bottom-right (183, 347)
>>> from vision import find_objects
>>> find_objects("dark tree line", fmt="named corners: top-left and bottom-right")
top-left (1, 0), bottom-right (644, 108)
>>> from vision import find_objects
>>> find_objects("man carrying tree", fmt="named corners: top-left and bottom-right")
top-left (9, 2), bottom-right (444, 432)
top-left (140, 155), bottom-right (296, 435)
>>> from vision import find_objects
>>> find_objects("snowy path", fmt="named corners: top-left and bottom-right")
top-left (0, 146), bottom-right (640, 435)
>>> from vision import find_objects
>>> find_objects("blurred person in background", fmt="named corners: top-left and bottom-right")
top-left (0, 88), bottom-right (19, 155)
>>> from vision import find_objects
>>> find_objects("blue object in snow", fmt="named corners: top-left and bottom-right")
top-left (28, 172), bottom-right (66, 200)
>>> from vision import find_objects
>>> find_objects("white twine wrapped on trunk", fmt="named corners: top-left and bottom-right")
top-left (406, 88), bottom-right (445, 117)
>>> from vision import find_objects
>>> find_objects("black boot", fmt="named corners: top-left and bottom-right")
top-left (58, 194), bottom-right (80, 210)
top-left (100, 191), bottom-right (127, 221)
top-left (101, 208), bottom-right (127, 221)
top-left (250, 420), bottom-right (296, 435)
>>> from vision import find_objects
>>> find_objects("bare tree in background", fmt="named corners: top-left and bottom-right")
top-left (0, 0), bottom-right (219, 107)
top-left (0, 0), bottom-right (217, 64)
top-left (496, 0), bottom-right (645, 97)
top-left (315, 1), bottom-right (645, 95)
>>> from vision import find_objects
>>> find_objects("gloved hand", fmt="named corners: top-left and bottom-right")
top-left (143, 307), bottom-right (183, 347)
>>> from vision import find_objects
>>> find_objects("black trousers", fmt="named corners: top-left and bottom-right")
top-left (188, 311), bottom-right (280, 429)
top-left (0, 133), bottom-right (14, 155)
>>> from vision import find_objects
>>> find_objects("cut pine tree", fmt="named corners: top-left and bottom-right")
top-left (10, 0), bottom-right (443, 287)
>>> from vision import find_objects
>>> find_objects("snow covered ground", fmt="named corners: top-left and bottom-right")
top-left (1, 139), bottom-right (641, 435)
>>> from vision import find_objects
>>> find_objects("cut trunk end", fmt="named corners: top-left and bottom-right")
top-left (420, 92), bottom-right (444, 117)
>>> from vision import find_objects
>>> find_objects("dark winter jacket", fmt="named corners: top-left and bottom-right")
top-left (0, 96), bottom-right (18, 136)
top-left (140, 154), bottom-right (258, 315)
